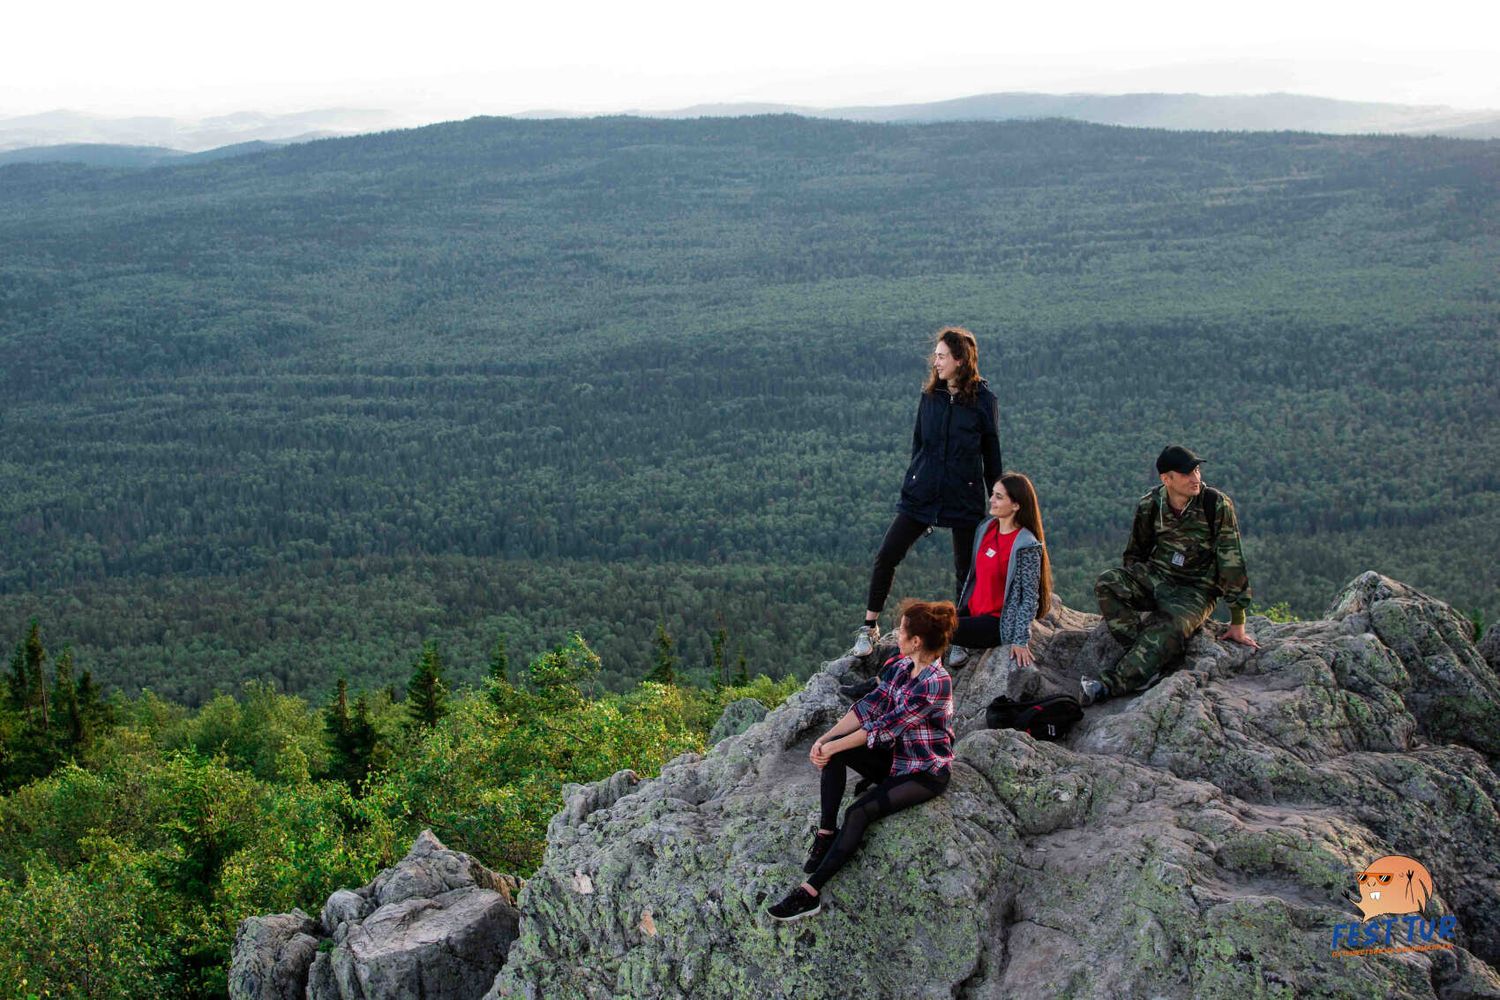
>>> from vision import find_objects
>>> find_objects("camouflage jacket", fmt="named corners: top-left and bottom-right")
top-left (1122, 485), bottom-right (1252, 612)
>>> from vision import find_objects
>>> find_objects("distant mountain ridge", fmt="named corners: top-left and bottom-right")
top-left (0, 140), bottom-right (285, 168)
top-left (6, 92), bottom-right (1495, 165)
top-left (622, 91), bottom-right (1500, 138)
top-left (0, 107), bottom-right (410, 154)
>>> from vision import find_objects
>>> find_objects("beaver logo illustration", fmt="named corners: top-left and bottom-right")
top-left (1351, 854), bottom-right (1433, 920)
top-left (1331, 852), bottom-right (1457, 955)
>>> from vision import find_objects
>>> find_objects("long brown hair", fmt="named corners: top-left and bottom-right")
top-left (998, 472), bottom-right (1054, 621)
top-left (922, 326), bottom-right (982, 402)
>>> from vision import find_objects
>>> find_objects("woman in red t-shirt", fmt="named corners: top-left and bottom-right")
top-left (950, 472), bottom-right (1053, 668)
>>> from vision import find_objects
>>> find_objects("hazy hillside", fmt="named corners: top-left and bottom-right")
top-left (647, 92), bottom-right (1500, 138)
top-left (10, 92), bottom-right (1500, 159)
top-left (1, 115), bottom-right (1496, 703)
top-left (0, 107), bottom-right (404, 153)
top-left (0, 141), bottom-right (288, 168)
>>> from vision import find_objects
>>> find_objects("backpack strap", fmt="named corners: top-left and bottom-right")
top-left (1141, 485), bottom-right (1162, 553)
top-left (1201, 486), bottom-right (1222, 541)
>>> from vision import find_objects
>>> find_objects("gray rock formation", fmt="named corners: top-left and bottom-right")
top-left (492, 573), bottom-right (1500, 999)
top-left (1478, 624), bottom-right (1500, 674)
top-left (228, 909), bottom-right (321, 1000)
top-left (709, 697), bottom-right (768, 744)
top-left (230, 831), bottom-right (521, 1000)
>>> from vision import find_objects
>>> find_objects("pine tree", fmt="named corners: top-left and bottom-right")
top-left (406, 641), bottom-right (449, 728)
top-left (647, 620), bottom-right (677, 685)
top-left (75, 669), bottom-right (105, 732)
top-left (5, 641), bottom-right (24, 711)
top-left (733, 645), bottom-right (750, 687)
top-left (486, 633), bottom-right (517, 709)
top-left (711, 623), bottom-right (728, 689)
top-left (347, 695), bottom-right (379, 784)
top-left (50, 647), bottom-right (82, 752)
top-left (488, 634), bottom-right (511, 682)
top-left (326, 676), bottom-right (378, 789)
top-left (22, 621), bottom-right (48, 731)
top-left (325, 676), bottom-right (354, 779)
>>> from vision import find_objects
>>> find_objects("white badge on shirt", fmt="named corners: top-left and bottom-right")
top-left (985, 548), bottom-right (997, 558)
top-left (1171, 552), bottom-right (1186, 566)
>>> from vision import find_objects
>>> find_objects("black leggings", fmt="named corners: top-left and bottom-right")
top-left (808, 745), bottom-right (950, 890)
top-left (952, 613), bottom-right (1002, 650)
top-left (865, 513), bottom-right (977, 613)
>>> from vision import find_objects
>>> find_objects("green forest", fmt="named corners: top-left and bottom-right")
top-left (0, 113), bottom-right (1497, 996)
top-left (0, 617), bottom-right (798, 998)
top-left (1, 115), bottom-right (1497, 704)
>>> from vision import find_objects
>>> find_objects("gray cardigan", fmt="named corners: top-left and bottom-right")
top-left (957, 520), bottom-right (1044, 649)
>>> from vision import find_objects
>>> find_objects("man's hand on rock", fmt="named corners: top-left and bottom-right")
top-left (1223, 623), bottom-right (1260, 649)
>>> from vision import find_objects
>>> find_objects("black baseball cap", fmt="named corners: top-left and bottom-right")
top-left (1157, 445), bottom-right (1206, 475)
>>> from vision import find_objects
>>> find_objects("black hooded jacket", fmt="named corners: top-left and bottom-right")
top-left (895, 379), bottom-right (1003, 528)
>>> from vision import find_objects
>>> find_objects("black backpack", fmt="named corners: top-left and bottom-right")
top-left (985, 694), bottom-right (1084, 741)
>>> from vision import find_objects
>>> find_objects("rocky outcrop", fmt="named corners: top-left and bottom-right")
top-left (493, 574), bottom-right (1500, 999)
top-left (230, 831), bottom-right (521, 1000)
top-left (1477, 625), bottom-right (1500, 674)
top-left (228, 910), bottom-right (321, 1000)
top-left (709, 697), bottom-right (768, 744)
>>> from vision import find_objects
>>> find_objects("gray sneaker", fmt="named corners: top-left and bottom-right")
top-left (851, 625), bottom-right (879, 657)
top-left (1079, 677), bottom-right (1110, 707)
top-left (944, 645), bottom-right (969, 669)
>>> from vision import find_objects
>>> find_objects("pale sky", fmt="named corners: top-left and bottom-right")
top-left (5, 0), bottom-right (1499, 120)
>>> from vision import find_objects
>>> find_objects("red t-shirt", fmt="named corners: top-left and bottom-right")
top-left (968, 523), bottom-right (1019, 618)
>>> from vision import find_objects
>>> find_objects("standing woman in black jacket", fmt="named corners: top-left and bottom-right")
top-left (852, 327), bottom-right (1003, 657)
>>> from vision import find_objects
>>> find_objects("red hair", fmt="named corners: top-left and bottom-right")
top-left (895, 599), bottom-right (958, 655)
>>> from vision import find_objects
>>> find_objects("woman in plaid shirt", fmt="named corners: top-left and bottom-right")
top-left (768, 599), bottom-right (956, 922)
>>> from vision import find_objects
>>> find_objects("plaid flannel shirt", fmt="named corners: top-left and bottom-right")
top-left (852, 654), bottom-right (954, 776)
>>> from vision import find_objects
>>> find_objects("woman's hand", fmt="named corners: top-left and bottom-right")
top-left (1008, 643), bottom-right (1035, 668)
top-left (810, 740), bottom-right (831, 769)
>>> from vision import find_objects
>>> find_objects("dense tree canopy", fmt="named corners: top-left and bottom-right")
top-left (0, 115), bottom-right (1496, 702)
top-left (0, 619), bottom-right (802, 998)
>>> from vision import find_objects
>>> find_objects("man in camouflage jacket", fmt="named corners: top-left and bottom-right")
top-left (1081, 445), bottom-right (1259, 705)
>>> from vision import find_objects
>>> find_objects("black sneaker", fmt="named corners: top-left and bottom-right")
top-left (840, 677), bottom-right (877, 700)
top-left (802, 831), bottom-right (836, 874)
top-left (767, 885), bottom-right (821, 922)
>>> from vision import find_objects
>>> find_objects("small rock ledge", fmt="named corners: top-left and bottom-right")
top-left (230, 830), bottom-right (521, 1000)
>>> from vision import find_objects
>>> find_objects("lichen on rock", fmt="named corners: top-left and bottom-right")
top-left (493, 574), bottom-right (1500, 999)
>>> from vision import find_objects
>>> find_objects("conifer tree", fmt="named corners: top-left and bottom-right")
top-left (5, 641), bottom-right (24, 711)
top-left (22, 621), bottom-right (48, 731)
top-left (347, 695), bottom-right (379, 784)
top-left (486, 633), bottom-right (516, 708)
top-left (406, 641), bottom-right (449, 728)
top-left (488, 634), bottom-right (510, 683)
top-left (711, 624), bottom-right (728, 689)
top-left (733, 645), bottom-right (750, 687)
top-left (325, 676), bottom-right (354, 778)
top-left (647, 621), bottom-right (677, 685)
top-left (75, 669), bottom-right (105, 732)
top-left (50, 647), bottom-right (82, 752)
top-left (326, 676), bottom-right (379, 789)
